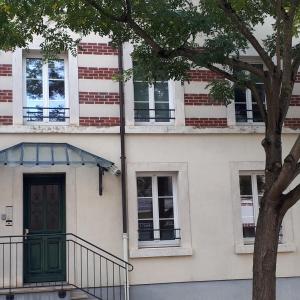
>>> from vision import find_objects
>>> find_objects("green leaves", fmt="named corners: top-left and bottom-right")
top-left (207, 80), bottom-right (234, 106)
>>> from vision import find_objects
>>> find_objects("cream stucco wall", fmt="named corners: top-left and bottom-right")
top-left (0, 129), bottom-right (300, 287)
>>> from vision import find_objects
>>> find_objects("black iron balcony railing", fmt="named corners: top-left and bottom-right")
top-left (235, 108), bottom-right (263, 123)
top-left (242, 225), bottom-right (283, 244)
top-left (134, 109), bottom-right (175, 122)
top-left (23, 107), bottom-right (70, 122)
top-left (138, 228), bottom-right (181, 242)
top-left (0, 233), bottom-right (133, 300)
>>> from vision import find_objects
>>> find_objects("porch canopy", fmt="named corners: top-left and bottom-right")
top-left (0, 142), bottom-right (120, 195)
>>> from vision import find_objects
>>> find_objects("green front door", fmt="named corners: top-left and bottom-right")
top-left (23, 174), bottom-right (66, 283)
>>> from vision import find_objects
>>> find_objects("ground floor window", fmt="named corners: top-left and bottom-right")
top-left (137, 173), bottom-right (180, 246)
top-left (239, 171), bottom-right (283, 244)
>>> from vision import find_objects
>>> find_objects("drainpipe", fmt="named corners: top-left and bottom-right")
top-left (118, 43), bottom-right (130, 300)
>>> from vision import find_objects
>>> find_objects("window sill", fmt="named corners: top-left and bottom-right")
top-left (235, 242), bottom-right (296, 254)
top-left (130, 246), bottom-right (193, 258)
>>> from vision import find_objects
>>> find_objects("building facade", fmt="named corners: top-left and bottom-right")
top-left (0, 31), bottom-right (300, 300)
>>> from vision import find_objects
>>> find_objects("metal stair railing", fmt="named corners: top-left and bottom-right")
top-left (0, 233), bottom-right (133, 300)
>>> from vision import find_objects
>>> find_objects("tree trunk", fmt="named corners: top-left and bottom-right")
top-left (252, 203), bottom-right (282, 300)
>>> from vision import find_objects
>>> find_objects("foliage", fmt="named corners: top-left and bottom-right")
top-left (3, 1), bottom-right (300, 300)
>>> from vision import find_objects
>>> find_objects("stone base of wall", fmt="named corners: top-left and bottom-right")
top-left (0, 291), bottom-right (70, 300)
top-left (130, 277), bottom-right (300, 300)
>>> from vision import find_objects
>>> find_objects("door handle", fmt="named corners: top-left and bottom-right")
top-left (24, 228), bottom-right (29, 239)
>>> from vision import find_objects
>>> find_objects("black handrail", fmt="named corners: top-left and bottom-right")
top-left (0, 233), bottom-right (133, 300)
top-left (23, 107), bottom-right (70, 121)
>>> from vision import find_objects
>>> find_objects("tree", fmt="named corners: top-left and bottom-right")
top-left (6, 1), bottom-right (300, 299)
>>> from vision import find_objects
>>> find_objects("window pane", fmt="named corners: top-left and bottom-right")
top-left (26, 79), bottom-right (43, 101)
top-left (155, 102), bottom-right (170, 122)
top-left (137, 177), bottom-right (152, 197)
top-left (256, 175), bottom-right (265, 195)
top-left (252, 84), bottom-right (265, 122)
top-left (239, 175), bottom-right (252, 195)
top-left (235, 104), bottom-right (248, 122)
top-left (26, 58), bottom-right (42, 79)
top-left (134, 82), bottom-right (149, 102)
top-left (24, 106), bottom-right (43, 122)
top-left (154, 82), bottom-right (169, 102)
top-left (243, 224), bottom-right (256, 240)
top-left (158, 176), bottom-right (173, 196)
top-left (49, 80), bottom-right (65, 101)
top-left (48, 60), bottom-right (65, 79)
top-left (138, 220), bottom-right (154, 241)
top-left (252, 104), bottom-right (263, 122)
top-left (134, 102), bottom-right (150, 122)
top-left (234, 87), bottom-right (246, 103)
top-left (138, 198), bottom-right (153, 219)
top-left (241, 196), bottom-right (255, 222)
top-left (49, 106), bottom-right (66, 122)
top-left (250, 64), bottom-right (263, 83)
top-left (159, 220), bottom-right (175, 240)
top-left (159, 198), bottom-right (174, 218)
top-left (241, 196), bottom-right (255, 240)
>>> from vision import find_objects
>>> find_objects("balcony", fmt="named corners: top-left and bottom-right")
top-left (134, 109), bottom-right (175, 123)
top-left (23, 107), bottom-right (70, 124)
top-left (138, 228), bottom-right (181, 243)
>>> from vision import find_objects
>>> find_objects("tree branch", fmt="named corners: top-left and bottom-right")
top-left (83, 0), bottom-right (127, 22)
top-left (217, 0), bottom-right (275, 72)
top-left (269, 134), bottom-right (300, 199)
top-left (280, 183), bottom-right (300, 216)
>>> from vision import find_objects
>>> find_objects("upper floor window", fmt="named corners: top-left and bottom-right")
top-left (137, 174), bottom-right (180, 247)
top-left (24, 57), bottom-right (69, 124)
top-left (133, 72), bottom-right (175, 124)
top-left (234, 64), bottom-right (265, 124)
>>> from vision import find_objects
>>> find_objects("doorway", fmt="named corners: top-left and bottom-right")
top-left (23, 174), bottom-right (66, 283)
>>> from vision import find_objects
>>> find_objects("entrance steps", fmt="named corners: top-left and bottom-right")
top-left (70, 290), bottom-right (94, 300)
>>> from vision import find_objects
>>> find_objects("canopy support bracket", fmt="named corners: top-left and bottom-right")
top-left (98, 166), bottom-right (104, 196)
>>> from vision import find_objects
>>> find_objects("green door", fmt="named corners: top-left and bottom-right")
top-left (23, 174), bottom-right (66, 283)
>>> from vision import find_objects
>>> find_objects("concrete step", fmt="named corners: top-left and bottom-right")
top-left (70, 290), bottom-right (92, 300)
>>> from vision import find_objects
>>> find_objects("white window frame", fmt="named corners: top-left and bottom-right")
top-left (230, 161), bottom-right (296, 254)
top-left (133, 80), bottom-right (175, 125)
top-left (234, 81), bottom-right (264, 125)
top-left (128, 162), bottom-right (192, 258)
top-left (23, 53), bottom-right (69, 125)
top-left (137, 172), bottom-right (180, 248)
top-left (123, 43), bottom-right (186, 127)
top-left (227, 58), bottom-right (265, 127)
top-left (12, 47), bottom-right (79, 126)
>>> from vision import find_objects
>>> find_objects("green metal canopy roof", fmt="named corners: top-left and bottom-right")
top-left (0, 142), bottom-right (120, 175)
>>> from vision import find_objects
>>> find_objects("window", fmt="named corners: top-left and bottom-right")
top-left (24, 57), bottom-right (69, 123)
top-left (137, 174), bottom-right (180, 247)
top-left (133, 74), bottom-right (175, 124)
top-left (239, 172), bottom-right (282, 245)
top-left (234, 64), bottom-right (265, 123)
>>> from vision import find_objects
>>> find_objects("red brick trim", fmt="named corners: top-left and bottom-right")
top-left (185, 118), bottom-right (227, 128)
top-left (0, 115), bottom-right (12, 125)
top-left (290, 95), bottom-right (300, 106)
top-left (285, 118), bottom-right (300, 129)
top-left (79, 92), bottom-right (119, 104)
top-left (187, 70), bottom-right (224, 82)
top-left (0, 90), bottom-right (12, 102)
top-left (0, 64), bottom-right (12, 76)
top-left (78, 43), bottom-right (119, 55)
top-left (184, 93), bottom-right (224, 106)
top-left (78, 67), bottom-right (119, 80)
top-left (79, 117), bottom-right (120, 126)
